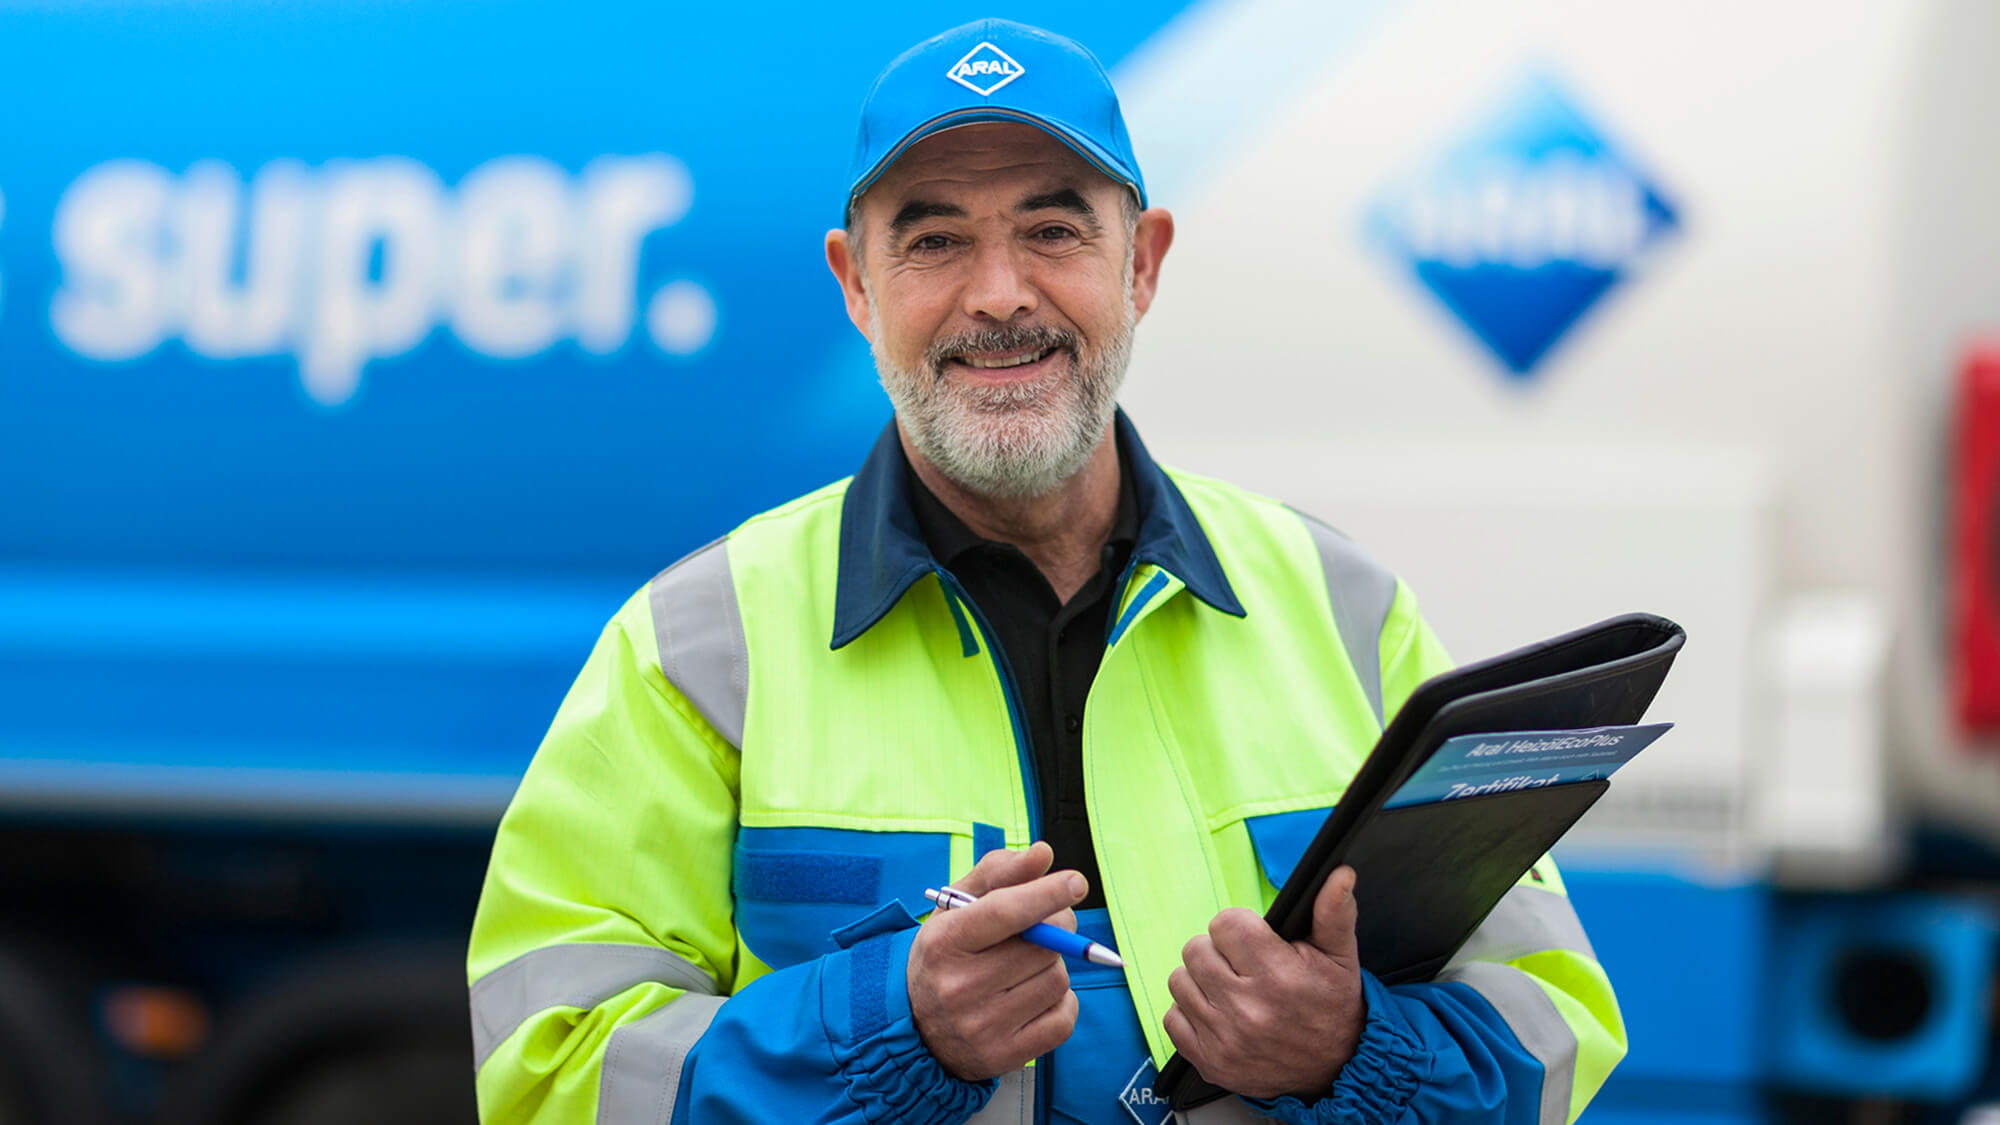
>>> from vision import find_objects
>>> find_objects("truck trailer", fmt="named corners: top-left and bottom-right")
top-left (3, 1), bottom-right (1999, 1121)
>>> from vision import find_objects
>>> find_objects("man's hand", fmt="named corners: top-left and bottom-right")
top-left (909, 841), bottom-right (1086, 1081)
top-left (1163, 865), bottom-right (1366, 1100)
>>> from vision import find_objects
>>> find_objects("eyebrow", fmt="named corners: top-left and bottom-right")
top-left (884, 186), bottom-right (1104, 240)
top-left (1017, 187), bottom-right (1099, 226)
top-left (887, 199), bottom-right (968, 237)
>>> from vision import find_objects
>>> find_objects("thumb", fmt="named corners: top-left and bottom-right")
top-left (953, 870), bottom-right (1088, 950)
top-left (954, 840), bottom-right (1054, 897)
top-left (1308, 865), bottom-right (1360, 964)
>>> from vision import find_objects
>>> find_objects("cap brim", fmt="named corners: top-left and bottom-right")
top-left (847, 107), bottom-right (1145, 220)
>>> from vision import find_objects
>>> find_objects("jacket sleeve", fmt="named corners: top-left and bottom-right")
top-left (466, 589), bottom-right (994, 1125)
top-left (1249, 582), bottom-right (1627, 1125)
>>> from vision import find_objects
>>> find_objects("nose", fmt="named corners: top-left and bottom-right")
top-left (960, 238), bottom-right (1038, 324)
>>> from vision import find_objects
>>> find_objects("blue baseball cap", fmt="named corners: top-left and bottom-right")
top-left (845, 18), bottom-right (1148, 223)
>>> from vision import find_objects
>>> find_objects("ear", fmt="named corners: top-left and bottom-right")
top-left (1128, 207), bottom-right (1175, 322)
top-left (825, 227), bottom-right (873, 339)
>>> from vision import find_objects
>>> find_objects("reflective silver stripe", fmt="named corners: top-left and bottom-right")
top-left (598, 992), bottom-right (725, 1125)
top-left (1441, 961), bottom-right (1577, 1125)
top-left (470, 944), bottom-right (718, 1072)
top-left (967, 1067), bottom-right (1034, 1124)
top-left (1448, 885), bottom-right (1596, 969)
top-left (1179, 1093), bottom-right (1269, 1122)
top-left (648, 537), bottom-right (749, 748)
top-left (1290, 509), bottom-right (1398, 725)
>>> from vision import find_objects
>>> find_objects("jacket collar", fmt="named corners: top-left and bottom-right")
top-left (831, 409), bottom-right (1245, 649)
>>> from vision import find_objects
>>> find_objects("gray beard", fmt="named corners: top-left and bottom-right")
top-left (869, 294), bottom-right (1135, 501)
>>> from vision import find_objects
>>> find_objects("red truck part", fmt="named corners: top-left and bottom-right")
top-left (1952, 342), bottom-right (2000, 735)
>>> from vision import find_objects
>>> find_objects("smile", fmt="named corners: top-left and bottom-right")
top-left (953, 347), bottom-right (1057, 370)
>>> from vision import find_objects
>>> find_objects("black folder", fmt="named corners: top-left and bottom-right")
top-left (1156, 612), bottom-right (1686, 1110)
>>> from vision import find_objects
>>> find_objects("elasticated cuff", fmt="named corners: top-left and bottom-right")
top-left (1242, 970), bottom-right (1430, 1124)
top-left (839, 1007), bottom-right (997, 1124)
top-left (825, 925), bottom-right (997, 1125)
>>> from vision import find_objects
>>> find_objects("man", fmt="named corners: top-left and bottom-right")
top-left (467, 17), bottom-right (1622, 1125)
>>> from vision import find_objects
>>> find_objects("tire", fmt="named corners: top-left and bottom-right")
top-left (0, 943), bottom-right (106, 1125)
top-left (159, 945), bottom-right (476, 1125)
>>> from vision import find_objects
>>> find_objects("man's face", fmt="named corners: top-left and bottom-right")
top-left (828, 122), bottom-right (1171, 499)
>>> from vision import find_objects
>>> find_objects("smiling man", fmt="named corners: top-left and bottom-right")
top-left (467, 18), bottom-right (1624, 1125)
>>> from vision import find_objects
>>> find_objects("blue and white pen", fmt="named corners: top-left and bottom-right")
top-left (923, 886), bottom-right (1125, 968)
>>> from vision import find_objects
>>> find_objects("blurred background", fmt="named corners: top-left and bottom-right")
top-left (2, 0), bottom-right (1998, 1121)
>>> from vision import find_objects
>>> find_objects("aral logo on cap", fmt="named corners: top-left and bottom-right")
top-left (946, 41), bottom-right (1025, 97)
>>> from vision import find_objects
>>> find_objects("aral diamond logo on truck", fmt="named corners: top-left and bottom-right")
top-left (1365, 73), bottom-right (1679, 380)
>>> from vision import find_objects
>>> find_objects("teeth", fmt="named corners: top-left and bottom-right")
top-left (962, 348), bottom-right (1050, 370)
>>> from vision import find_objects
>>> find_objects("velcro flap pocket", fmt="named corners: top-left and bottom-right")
top-left (733, 826), bottom-right (948, 970)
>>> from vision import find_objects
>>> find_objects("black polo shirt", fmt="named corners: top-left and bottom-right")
top-left (906, 446), bottom-right (1140, 911)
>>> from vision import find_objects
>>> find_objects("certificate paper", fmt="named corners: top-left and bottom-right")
top-left (1385, 723), bottom-right (1673, 809)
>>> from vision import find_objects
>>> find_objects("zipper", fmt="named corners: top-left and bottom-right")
top-left (934, 567), bottom-right (1053, 1125)
top-left (1061, 562), bottom-right (1173, 1125)
top-left (932, 567), bottom-right (1042, 843)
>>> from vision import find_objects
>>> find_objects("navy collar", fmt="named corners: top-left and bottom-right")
top-left (831, 410), bottom-right (1245, 650)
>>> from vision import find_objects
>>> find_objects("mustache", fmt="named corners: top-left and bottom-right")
top-left (924, 323), bottom-right (1080, 374)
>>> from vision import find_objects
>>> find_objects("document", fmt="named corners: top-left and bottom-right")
top-left (1158, 612), bottom-right (1686, 1111)
top-left (1385, 722), bottom-right (1673, 808)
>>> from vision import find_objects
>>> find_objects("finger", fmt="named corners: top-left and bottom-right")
top-left (1308, 865), bottom-right (1360, 964)
top-left (1206, 908), bottom-right (1286, 975)
top-left (915, 932), bottom-right (1043, 1017)
top-left (1162, 1003), bottom-right (1210, 1067)
top-left (975, 940), bottom-right (1064, 994)
top-left (1045, 906), bottom-right (1078, 934)
top-left (952, 840), bottom-right (1050, 898)
top-left (1013, 985), bottom-right (1080, 1057)
top-left (1166, 965), bottom-right (1221, 1025)
top-left (1180, 934), bottom-right (1241, 990)
top-left (951, 870), bottom-right (1088, 950)
top-left (998, 954), bottom-right (1070, 1011)
top-left (954, 841), bottom-right (1054, 898)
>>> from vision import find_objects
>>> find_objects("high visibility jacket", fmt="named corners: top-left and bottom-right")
top-left (467, 413), bottom-right (1624, 1125)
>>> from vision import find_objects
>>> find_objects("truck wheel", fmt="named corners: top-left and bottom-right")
top-left (0, 946), bottom-right (104, 1125)
top-left (160, 946), bottom-right (475, 1125)
top-left (233, 1042), bottom-right (475, 1125)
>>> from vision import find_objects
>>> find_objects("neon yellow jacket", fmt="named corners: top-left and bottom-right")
top-left (468, 414), bottom-right (1624, 1124)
